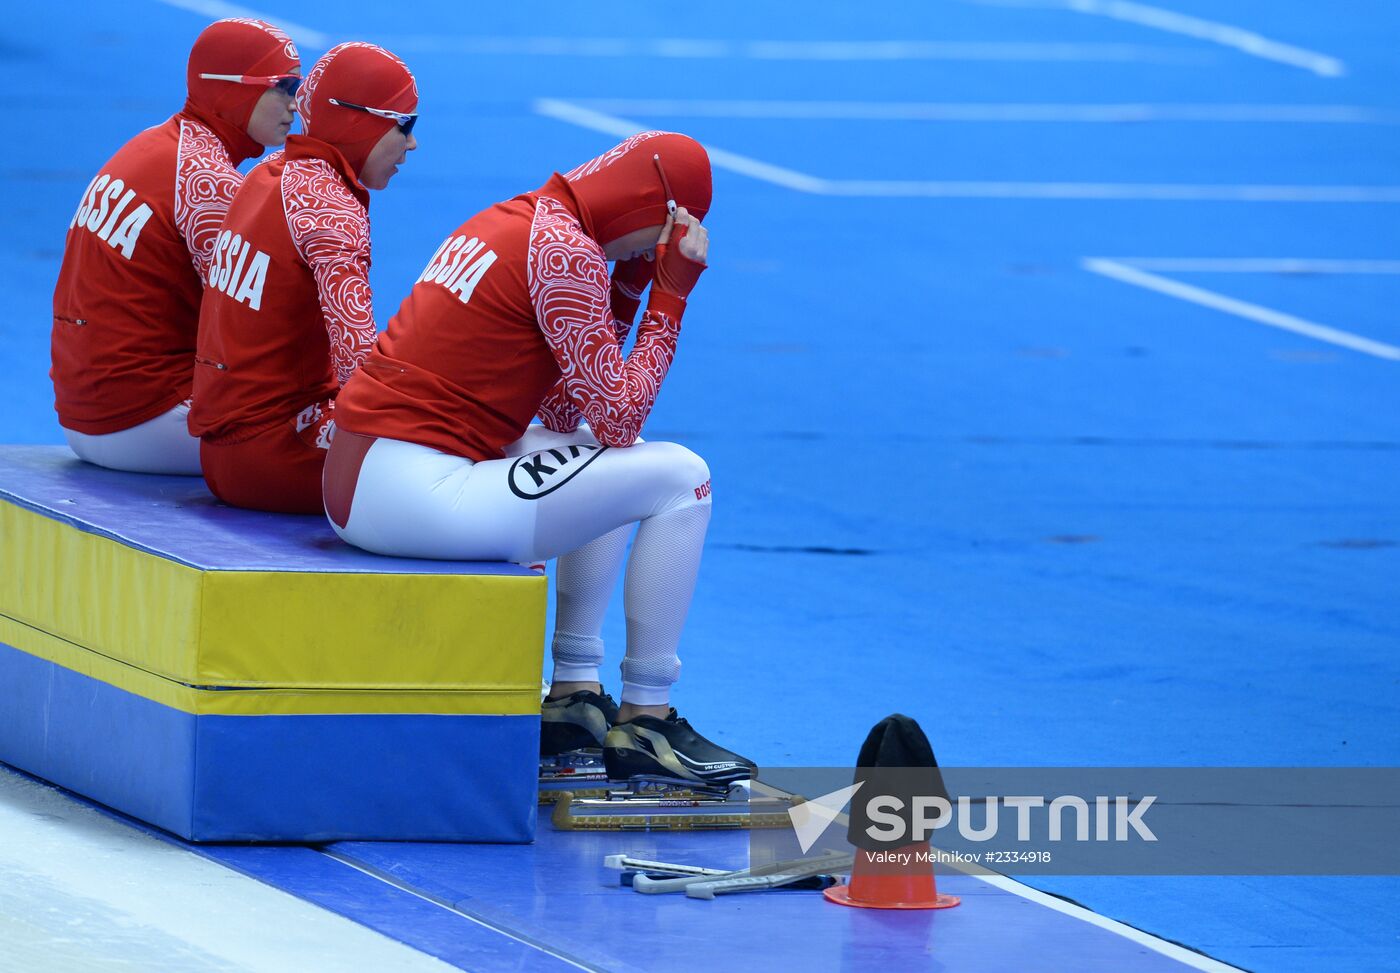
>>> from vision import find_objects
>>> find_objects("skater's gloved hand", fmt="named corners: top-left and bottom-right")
top-left (652, 208), bottom-right (707, 302)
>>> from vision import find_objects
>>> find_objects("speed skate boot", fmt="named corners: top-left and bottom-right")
top-left (602, 709), bottom-right (757, 800)
top-left (550, 712), bottom-right (789, 829)
top-left (539, 690), bottom-right (619, 788)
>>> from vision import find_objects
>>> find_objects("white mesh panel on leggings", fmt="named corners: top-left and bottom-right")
top-left (620, 500), bottom-right (711, 705)
top-left (550, 524), bottom-right (632, 683)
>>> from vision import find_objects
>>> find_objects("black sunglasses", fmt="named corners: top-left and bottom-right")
top-left (328, 97), bottom-right (418, 136)
top-left (199, 73), bottom-right (302, 98)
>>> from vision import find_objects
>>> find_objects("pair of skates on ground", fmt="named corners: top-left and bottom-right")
top-left (540, 691), bottom-right (792, 830)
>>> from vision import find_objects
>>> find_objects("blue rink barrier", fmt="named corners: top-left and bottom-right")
top-left (0, 446), bottom-right (547, 841)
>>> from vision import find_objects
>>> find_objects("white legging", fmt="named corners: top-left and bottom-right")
top-left (63, 401), bottom-right (202, 475)
top-left (331, 425), bottom-right (712, 705)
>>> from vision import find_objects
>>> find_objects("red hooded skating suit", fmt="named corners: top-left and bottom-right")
top-left (51, 19), bottom-right (299, 435)
top-left (188, 43), bottom-right (416, 513)
top-left (332, 131), bottom-right (712, 463)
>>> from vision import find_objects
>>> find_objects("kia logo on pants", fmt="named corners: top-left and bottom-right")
top-left (508, 443), bottom-right (607, 499)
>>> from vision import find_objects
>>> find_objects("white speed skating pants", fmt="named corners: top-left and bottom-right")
top-left (63, 401), bottom-right (202, 475)
top-left (329, 425), bottom-right (712, 705)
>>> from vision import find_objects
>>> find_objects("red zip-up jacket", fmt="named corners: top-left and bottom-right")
top-left (51, 108), bottom-right (258, 434)
top-left (333, 175), bottom-right (685, 462)
top-left (188, 135), bottom-right (375, 443)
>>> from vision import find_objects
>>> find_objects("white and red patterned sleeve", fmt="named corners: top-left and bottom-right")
top-left (536, 376), bottom-right (583, 432)
top-left (527, 197), bottom-right (679, 447)
top-left (173, 119), bottom-right (243, 282)
top-left (282, 160), bottom-right (376, 385)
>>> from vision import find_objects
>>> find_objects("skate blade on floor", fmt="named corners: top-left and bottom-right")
top-left (550, 779), bottom-right (798, 831)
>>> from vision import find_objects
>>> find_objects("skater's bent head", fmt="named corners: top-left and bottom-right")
top-left (562, 132), bottom-right (712, 256)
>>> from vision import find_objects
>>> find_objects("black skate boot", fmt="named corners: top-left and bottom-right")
top-left (539, 690), bottom-right (619, 786)
top-left (603, 709), bottom-right (757, 792)
top-left (541, 690), bottom-right (619, 756)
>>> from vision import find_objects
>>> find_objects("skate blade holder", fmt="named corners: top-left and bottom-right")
top-left (539, 749), bottom-right (608, 780)
top-left (541, 768), bottom-right (716, 806)
top-left (630, 851), bottom-right (854, 896)
top-left (551, 779), bottom-right (797, 832)
top-left (538, 750), bottom-right (611, 804)
top-left (600, 775), bottom-right (746, 804)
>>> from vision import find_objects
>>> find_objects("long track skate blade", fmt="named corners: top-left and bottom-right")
top-left (605, 856), bottom-right (731, 886)
top-left (550, 790), bottom-right (795, 832)
top-left (595, 776), bottom-right (752, 804)
top-left (684, 853), bottom-right (855, 898)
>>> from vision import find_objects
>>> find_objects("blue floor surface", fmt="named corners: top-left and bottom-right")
top-left (245, 809), bottom-right (1217, 973)
top-left (3, 768), bottom-right (1224, 973)
top-left (3, 1), bottom-right (1399, 971)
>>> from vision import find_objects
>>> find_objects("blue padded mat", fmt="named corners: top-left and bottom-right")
top-left (0, 445), bottom-right (528, 575)
top-left (0, 643), bottom-right (538, 842)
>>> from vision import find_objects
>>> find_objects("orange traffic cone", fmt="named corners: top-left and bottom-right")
top-left (824, 714), bottom-right (961, 910)
top-left (824, 841), bottom-right (961, 909)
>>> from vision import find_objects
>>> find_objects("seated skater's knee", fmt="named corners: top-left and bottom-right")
top-left (644, 441), bottom-right (712, 514)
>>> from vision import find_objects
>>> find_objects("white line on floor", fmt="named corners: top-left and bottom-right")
top-left (535, 99), bottom-right (1400, 202)
top-left (974, 872), bottom-right (1250, 973)
top-left (152, 0), bottom-right (330, 48)
top-left (565, 100), bottom-right (1395, 124)
top-left (152, 0), bottom-right (1337, 79)
top-left (372, 35), bottom-right (1197, 62)
top-left (1083, 258), bottom-right (1400, 360)
top-left (1001, 0), bottom-right (1346, 76)
top-left (318, 849), bottom-right (604, 973)
top-left (0, 768), bottom-right (452, 973)
top-left (824, 182), bottom-right (1400, 201)
top-left (1106, 258), bottom-right (1400, 274)
top-left (536, 99), bottom-right (828, 192)
top-left (1063, 0), bottom-right (1344, 76)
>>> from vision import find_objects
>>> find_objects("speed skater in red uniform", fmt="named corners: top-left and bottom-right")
top-left (324, 132), bottom-right (755, 789)
top-left (188, 43), bottom-right (418, 513)
top-left (51, 19), bottom-right (300, 475)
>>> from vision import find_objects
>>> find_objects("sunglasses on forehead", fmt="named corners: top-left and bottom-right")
top-left (328, 98), bottom-right (418, 136)
top-left (199, 73), bottom-right (302, 97)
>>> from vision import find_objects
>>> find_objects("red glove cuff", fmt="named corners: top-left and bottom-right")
top-left (646, 290), bottom-right (688, 323)
top-left (652, 224), bottom-right (706, 301)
